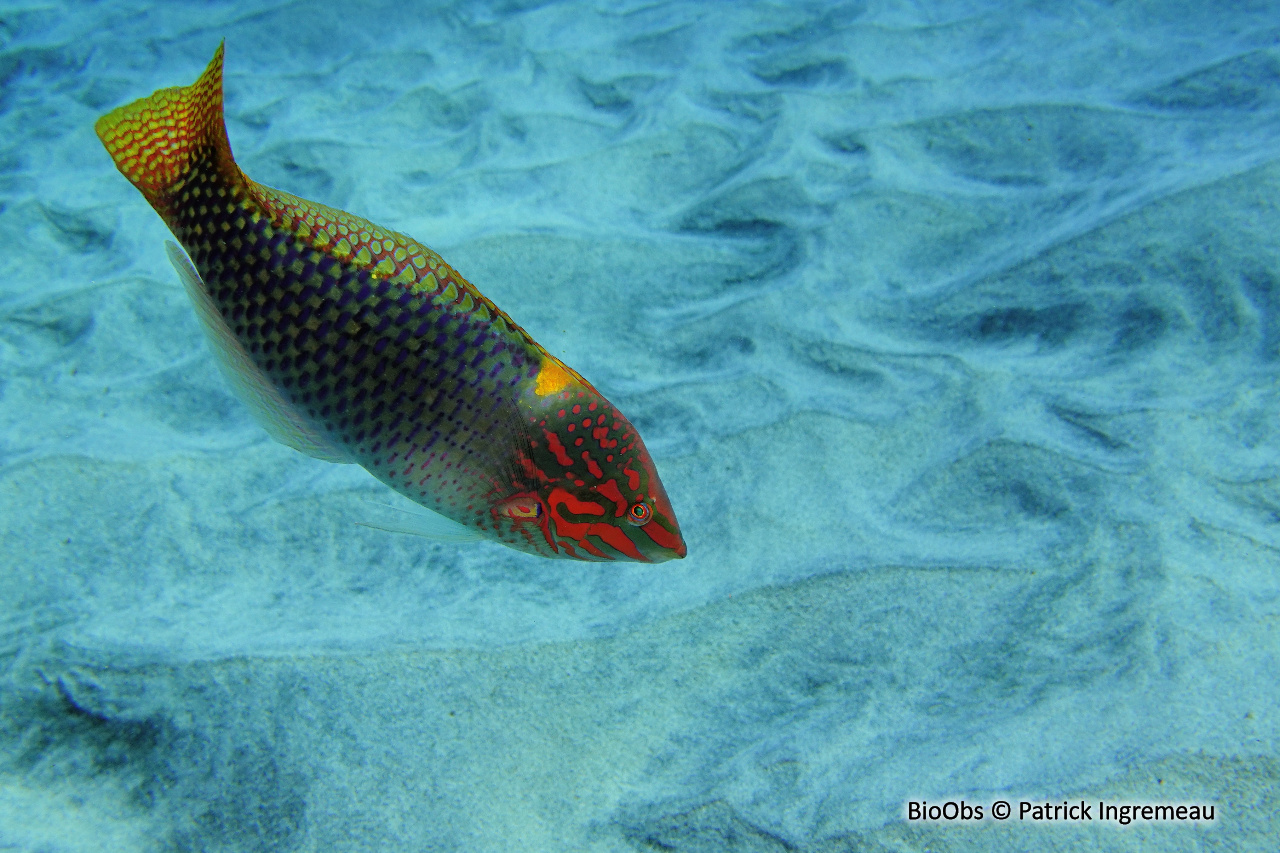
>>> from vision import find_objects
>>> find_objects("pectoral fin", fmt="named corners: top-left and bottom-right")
top-left (355, 501), bottom-right (485, 542)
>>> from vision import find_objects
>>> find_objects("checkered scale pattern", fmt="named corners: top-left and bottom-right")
top-left (94, 43), bottom-right (686, 562)
top-left (170, 150), bottom-right (549, 526)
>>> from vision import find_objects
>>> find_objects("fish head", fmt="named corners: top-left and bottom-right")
top-left (497, 367), bottom-right (685, 562)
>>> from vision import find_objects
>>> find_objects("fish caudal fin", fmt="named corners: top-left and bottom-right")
top-left (95, 42), bottom-right (239, 222)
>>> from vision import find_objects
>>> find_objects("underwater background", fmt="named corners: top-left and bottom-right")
top-left (2, 0), bottom-right (1278, 850)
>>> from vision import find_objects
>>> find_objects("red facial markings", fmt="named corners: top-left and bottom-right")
top-left (622, 462), bottom-right (640, 491)
top-left (517, 453), bottom-right (549, 484)
top-left (582, 452), bottom-right (603, 479)
top-left (576, 538), bottom-right (608, 559)
top-left (642, 517), bottom-right (683, 553)
top-left (543, 429), bottom-right (574, 468)
top-left (594, 479), bottom-right (627, 517)
top-left (548, 488), bottom-right (605, 517)
top-left (545, 486), bottom-right (646, 561)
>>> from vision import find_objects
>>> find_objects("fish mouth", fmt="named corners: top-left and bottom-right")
top-left (641, 530), bottom-right (686, 562)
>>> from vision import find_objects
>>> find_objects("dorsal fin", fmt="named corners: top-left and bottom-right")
top-left (166, 241), bottom-right (352, 464)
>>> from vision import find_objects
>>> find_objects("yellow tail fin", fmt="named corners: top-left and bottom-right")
top-left (94, 42), bottom-right (238, 219)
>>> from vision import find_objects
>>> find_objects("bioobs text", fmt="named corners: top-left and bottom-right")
top-left (906, 801), bottom-right (983, 821)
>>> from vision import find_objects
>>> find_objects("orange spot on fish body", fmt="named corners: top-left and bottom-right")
top-left (535, 358), bottom-right (572, 396)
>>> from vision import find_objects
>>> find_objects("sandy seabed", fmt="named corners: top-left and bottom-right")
top-left (1, 1), bottom-right (1277, 850)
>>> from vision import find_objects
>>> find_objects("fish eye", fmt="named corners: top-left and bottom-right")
top-left (626, 501), bottom-right (652, 526)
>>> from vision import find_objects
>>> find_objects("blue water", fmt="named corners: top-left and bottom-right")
top-left (2, 1), bottom-right (1278, 850)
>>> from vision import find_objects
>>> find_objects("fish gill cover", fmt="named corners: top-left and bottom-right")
top-left (0, 1), bottom-right (1277, 851)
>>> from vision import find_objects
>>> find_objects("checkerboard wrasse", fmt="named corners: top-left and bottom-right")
top-left (94, 44), bottom-right (685, 562)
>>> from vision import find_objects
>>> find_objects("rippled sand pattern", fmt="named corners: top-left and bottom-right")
top-left (1, 1), bottom-right (1277, 850)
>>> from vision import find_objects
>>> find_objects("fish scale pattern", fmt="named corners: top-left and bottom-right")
top-left (93, 43), bottom-right (685, 562)
top-left (171, 149), bottom-right (543, 524)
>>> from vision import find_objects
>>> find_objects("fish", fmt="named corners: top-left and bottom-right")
top-left (94, 43), bottom-right (685, 562)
